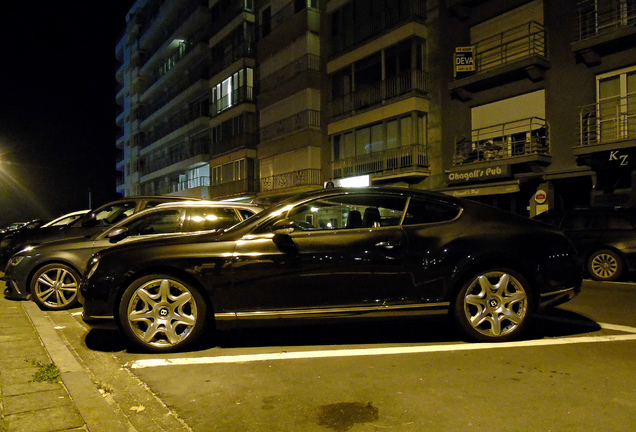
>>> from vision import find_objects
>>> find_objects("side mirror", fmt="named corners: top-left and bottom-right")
top-left (271, 219), bottom-right (296, 235)
top-left (107, 227), bottom-right (129, 243)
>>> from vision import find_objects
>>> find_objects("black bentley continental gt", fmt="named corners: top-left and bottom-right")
top-left (80, 188), bottom-right (583, 352)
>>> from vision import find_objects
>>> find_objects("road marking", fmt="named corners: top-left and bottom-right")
top-left (127, 323), bottom-right (636, 369)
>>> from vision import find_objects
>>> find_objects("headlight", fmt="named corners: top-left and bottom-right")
top-left (85, 256), bottom-right (100, 280)
top-left (8, 255), bottom-right (25, 267)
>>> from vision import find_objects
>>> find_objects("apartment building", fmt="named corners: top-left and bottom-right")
top-left (115, 0), bottom-right (636, 214)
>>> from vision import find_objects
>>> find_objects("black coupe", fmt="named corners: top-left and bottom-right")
top-left (80, 188), bottom-right (582, 352)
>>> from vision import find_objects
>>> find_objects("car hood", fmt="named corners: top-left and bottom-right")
top-left (93, 230), bottom-right (226, 260)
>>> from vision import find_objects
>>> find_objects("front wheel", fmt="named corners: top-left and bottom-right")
top-left (31, 264), bottom-right (81, 310)
top-left (454, 269), bottom-right (532, 342)
top-left (587, 249), bottom-right (622, 281)
top-left (118, 275), bottom-right (208, 353)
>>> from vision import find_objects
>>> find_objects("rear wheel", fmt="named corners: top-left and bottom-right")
top-left (454, 269), bottom-right (532, 342)
top-left (587, 249), bottom-right (622, 281)
top-left (31, 264), bottom-right (81, 310)
top-left (118, 274), bottom-right (207, 353)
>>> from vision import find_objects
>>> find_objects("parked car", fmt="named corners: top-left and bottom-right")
top-left (40, 210), bottom-right (91, 228)
top-left (2, 201), bottom-right (261, 310)
top-left (533, 207), bottom-right (636, 281)
top-left (80, 187), bottom-right (582, 353)
top-left (0, 219), bottom-right (48, 243)
top-left (0, 196), bottom-right (200, 269)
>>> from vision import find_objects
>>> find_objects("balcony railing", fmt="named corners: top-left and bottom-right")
top-left (332, 144), bottom-right (427, 179)
top-left (472, 21), bottom-right (546, 74)
top-left (142, 108), bottom-right (209, 149)
top-left (210, 40), bottom-right (256, 78)
top-left (140, 60), bottom-right (210, 123)
top-left (260, 110), bottom-right (321, 142)
top-left (575, 0), bottom-right (636, 41)
top-left (261, 54), bottom-right (320, 92)
top-left (579, 93), bottom-right (636, 146)
top-left (328, 70), bottom-right (426, 118)
top-left (260, 168), bottom-right (321, 192)
top-left (210, 178), bottom-right (259, 198)
top-left (331, 0), bottom-right (427, 57)
top-left (141, 138), bottom-right (210, 175)
top-left (212, 132), bottom-right (259, 157)
top-left (139, 0), bottom-right (209, 68)
top-left (179, 175), bottom-right (210, 191)
top-left (453, 117), bottom-right (549, 165)
top-left (212, 86), bottom-right (254, 117)
top-left (270, 0), bottom-right (320, 30)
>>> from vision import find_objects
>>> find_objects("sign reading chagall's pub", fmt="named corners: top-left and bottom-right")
top-left (447, 165), bottom-right (511, 185)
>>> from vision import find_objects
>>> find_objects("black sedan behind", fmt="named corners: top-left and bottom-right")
top-left (81, 187), bottom-right (582, 352)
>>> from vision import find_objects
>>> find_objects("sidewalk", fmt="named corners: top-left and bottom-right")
top-left (0, 293), bottom-right (131, 432)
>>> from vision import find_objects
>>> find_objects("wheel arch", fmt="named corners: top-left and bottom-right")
top-left (26, 259), bottom-right (83, 294)
top-left (449, 253), bottom-right (538, 311)
top-left (112, 265), bottom-right (215, 330)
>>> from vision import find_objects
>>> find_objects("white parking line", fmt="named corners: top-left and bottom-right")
top-left (127, 321), bottom-right (636, 369)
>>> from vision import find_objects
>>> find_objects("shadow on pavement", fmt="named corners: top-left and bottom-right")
top-left (83, 306), bottom-right (603, 354)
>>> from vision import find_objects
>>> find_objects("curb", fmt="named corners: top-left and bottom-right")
top-left (21, 301), bottom-right (133, 432)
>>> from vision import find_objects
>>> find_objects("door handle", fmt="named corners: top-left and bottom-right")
top-left (375, 240), bottom-right (401, 250)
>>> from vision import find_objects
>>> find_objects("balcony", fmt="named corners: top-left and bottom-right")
top-left (260, 168), bottom-right (321, 192)
top-left (572, 0), bottom-right (636, 65)
top-left (575, 93), bottom-right (636, 155)
top-left (210, 40), bottom-right (256, 78)
top-left (449, 21), bottom-right (549, 99)
top-left (261, 110), bottom-right (321, 142)
top-left (212, 86), bottom-right (254, 117)
top-left (210, 0), bottom-right (254, 36)
top-left (141, 108), bottom-right (209, 149)
top-left (212, 133), bottom-right (259, 158)
top-left (328, 70), bottom-right (426, 119)
top-left (453, 117), bottom-right (550, 166)
top-left (330, 0), bottom-right (427, 58)
top-left (141, 139), bottom-right (210, 176)
top-left (261, 54), bottom-right (320, 93)
top-left (333, 144), bottom-right (428, 181)
top-left (209, 178), bottom-right (259, 199)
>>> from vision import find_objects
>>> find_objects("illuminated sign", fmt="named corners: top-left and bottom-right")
top-left (447, 165), bottom-right (511, 184)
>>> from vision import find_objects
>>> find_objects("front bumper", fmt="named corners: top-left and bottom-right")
top-left (81, 311), bottom-right (118, 330)
top-left (2, 278), bottom-right (30, 300)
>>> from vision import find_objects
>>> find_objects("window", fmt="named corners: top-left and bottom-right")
top-left (258, 194), bottom-right (408, 233)
top-left (94, 202), bottom-right (138, 225)
top-left (122, 210), bottom-right (182, 235)
top-left (597, 67), bottom-right (636, 143)
top-left (402, 198), bottom-right (460, 225)
top-left (186, 207), bottom-right (242, 231)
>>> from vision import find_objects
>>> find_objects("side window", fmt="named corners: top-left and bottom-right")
top-left (402, 198), bottom-right (460, 225)
top-left (122, 210), bottom-right (182, 235)
top-left (239, 209), bottom-right (257, 220)
top-left (94, 202), bottom-right (137, 225)
top-left (283, 194), bottom-right (407, 231)
top-left (186, 207), bottom-right (242, 231)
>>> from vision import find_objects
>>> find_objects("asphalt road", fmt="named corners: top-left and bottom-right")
top-left (11, 279), bottom-right (636, 432)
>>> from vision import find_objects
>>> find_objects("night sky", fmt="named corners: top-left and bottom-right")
top-left (0, 2), bottom-right (134, 227)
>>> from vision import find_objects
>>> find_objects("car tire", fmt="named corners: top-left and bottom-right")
top-left (118, 274), bottom-right (207, 353)
top-left (31, 263), bottom-right (81, 310)
top-left (453, 268), bottom-right (532, 342)
top-left (587, 249), bottom-right (623, 282)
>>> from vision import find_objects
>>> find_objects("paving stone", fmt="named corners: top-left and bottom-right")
top-left (3, 381), bottom-right (62, 398)
top-left (4, 405), bottom-right (84, 432)
top-left (4, 387), bottom-right (72, 415)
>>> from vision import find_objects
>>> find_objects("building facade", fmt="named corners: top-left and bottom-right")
top-left (115, 0), bottom-right (636, 214)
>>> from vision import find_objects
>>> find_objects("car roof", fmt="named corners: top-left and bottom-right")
top-left (154, 200), bottom-right (262, 210)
